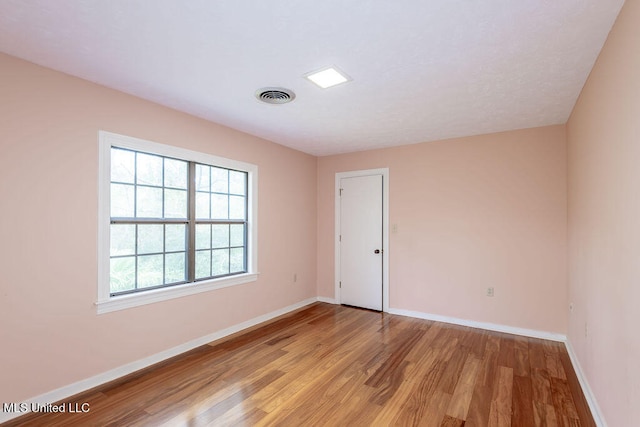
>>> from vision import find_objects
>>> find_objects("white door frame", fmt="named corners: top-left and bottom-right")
top-left (335, 168), bottom-right (389, 312)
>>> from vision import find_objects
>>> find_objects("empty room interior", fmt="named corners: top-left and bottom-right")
top-left (0, 1), bottom-right (638, 426)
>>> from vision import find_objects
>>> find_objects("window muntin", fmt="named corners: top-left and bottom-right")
top-left (108, 147), bottom-right (248, 297)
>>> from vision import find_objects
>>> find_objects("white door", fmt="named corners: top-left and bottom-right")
top-left (339, 174), bottom-right (383, 311)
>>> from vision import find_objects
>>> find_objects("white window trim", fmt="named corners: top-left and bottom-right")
top-left (97, 131), bottom-right (259, 314)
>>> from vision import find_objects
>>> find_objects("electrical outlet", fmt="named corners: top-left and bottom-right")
top-left (486, 287), bottom-right (494, 297)
top-left (585, 322), bottom-right (589, 338)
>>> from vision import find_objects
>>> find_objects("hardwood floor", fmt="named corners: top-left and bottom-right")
top-left (4, 303), bottom-right (594, 426)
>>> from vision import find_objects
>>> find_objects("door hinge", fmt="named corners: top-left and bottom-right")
top-left (339, 235), bottom-right (342, 242)
top-left (339, 281), bottom-right (342, 288)
top-left (339, 188), bottom-right (343, 196)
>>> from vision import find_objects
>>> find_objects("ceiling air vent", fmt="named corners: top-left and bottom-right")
top-left (255, 87), bottom-right (295, 104)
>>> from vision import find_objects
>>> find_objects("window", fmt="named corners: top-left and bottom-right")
top-left (98, 131), bottom-right (258, 313)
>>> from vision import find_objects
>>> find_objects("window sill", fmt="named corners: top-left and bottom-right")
top-left (96, 273), bottom-right (259, 314)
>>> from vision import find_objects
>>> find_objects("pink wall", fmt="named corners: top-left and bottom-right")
top-left (317, 126), bottom-right (568, 333)
top-left (0, 53), bottom-right (317, 403)
top-left (566, 0), bottom-right (640, 424)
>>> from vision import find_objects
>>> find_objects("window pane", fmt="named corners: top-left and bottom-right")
top-left (136, 153), bottom-right (162, 186)
top-left (138, 224), bottom-right (164, 254)
top-left (111, 183), bottom-right (135, 217)
top-left (229, 170), bottom-right (246, 195)
top-left (136, 186), bottom-right (163, 217)
top-left (196, 192), bottom-right (210, 219)
top-left (229, 195), bottom-right (246, 220)
top-left (195, 164), bottom-right (210, 192)
top-left (111, 224), bottom-right (135, 256)
top-left (212, 249), bottom-right (230, 276)
top-left (110, 256), bottom-right (135, 293)
top-left (212, 224), bottom-right (229, 249)
top-left (211, 194), bottom-right (228, 220)
top-left (165, 224), bottom-right (186, 252)
top-left (211, 167), bottom-right (228, 193)
top-left (164, 189), bottom-right (187, 218)
top-left (230, 224), bottom-right (244, 247)
top-left (165, 252), bottom-right (186, 283)
top-left (138, 254), bottom-right (164, 288)
top-left (164, 158), bottom-right (187, 189)
top-left (230, 247), bottom-right (244, 273)
top-left (195, 224), bottom-right (211, 250)
top-left (195, 250), bottom-right (211, 279)
top-left (111, 148), bottom-right (135, 184)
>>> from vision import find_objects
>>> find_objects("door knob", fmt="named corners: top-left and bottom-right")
top-left (374, 249), bottom-right (381, 254)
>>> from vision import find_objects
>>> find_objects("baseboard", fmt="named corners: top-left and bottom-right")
top-left (0, 297), bottom-right (318, 424)
top-left (564, 339), bottom-right (607, 427)
top-left (317, 296), bottom-right (337, 304)
top-left (386, 307), bottom-right (567, 342)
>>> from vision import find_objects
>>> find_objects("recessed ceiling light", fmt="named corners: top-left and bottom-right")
top-left (305, 66), bottom-right (351, 89)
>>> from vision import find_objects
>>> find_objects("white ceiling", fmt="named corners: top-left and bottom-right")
top-left (0, 1), bottom-right (625, 156)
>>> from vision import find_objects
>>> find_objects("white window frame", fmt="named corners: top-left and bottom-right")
top-left (97, 131), bottom-right (258, 314)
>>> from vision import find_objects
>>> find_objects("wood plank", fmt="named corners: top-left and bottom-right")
top-left (541, 339), bottom-right (563, 356)
top-left (476, 344), bottom-right (499, 390)
top-left (496, 334), bottom-right (515, 368)
top-left (446, 355), bottom-right (481, 420)
top-left (405, 323), bottom-right (444, 364)
top-left (460, 327), bottom-right (488, 359)
top-left (465, 384), bottom-right (493, 427)
top-left (528, 340), bottom-right (548, 370)
top-left (559, 347), bottom-right (596, 427)
top-left (375, 359), bottom-right (447, 426)
top-left (418, 390), bottom-right (452, 427)
top-left (550, 376), bottom-right (580, 425)
top-left (531, 367), bottom-right (553, 405)
top-left (512, 375), bottom-right (535, 426)
top-left (485, 334), bottom-right (500, 354)
top-left (546, 352), bottom-right (567, 380)
top-left (487, 366), bottom-right (513, 427)
top-left (514, 336), bottom-right (531, 377)
top-left (190, 369), bottom-right (285, 425)
top-left (365, 328), bottom-right (426, 389)
top-left (533, 401), bottom-right (558, 426)
top-left (438, 345), bottom-right (470, 394)
top-left (440, 414), bottom-right (466, 427)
